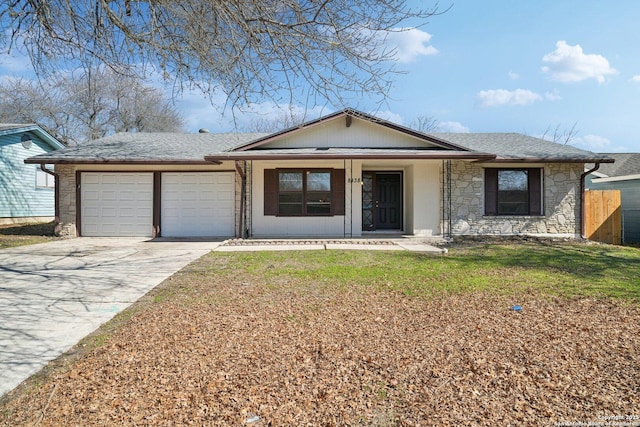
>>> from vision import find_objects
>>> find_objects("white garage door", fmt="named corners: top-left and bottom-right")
top-left (81, 173), bottom-right (154, 237)
top-left (161, 172), bottom-right (235, 237)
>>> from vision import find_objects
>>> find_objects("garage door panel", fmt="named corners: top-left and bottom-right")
top-left (217, 174), bottom-right (234, 184)
top-left (101, 207), bottom-right (118, 217)
top-left (81, 173), bottom-right (153, 237)
top-left (217, 190), bottom-right (233, 199)
top-left (161, 172), bottom-right (235, 237)
top-left (84, 174), bottom-right (101, 185)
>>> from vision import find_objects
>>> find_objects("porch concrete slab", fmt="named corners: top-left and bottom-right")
top-left (0, 238), bottom-right (221, 398)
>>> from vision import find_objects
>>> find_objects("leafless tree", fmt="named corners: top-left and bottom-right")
top-left (0, 1), bottom-right (443, 110)
top-left (410, 114), bottom-right (439, 133)
top-left (541, 123), bottom-right (579, 145)
top-left (0, 68), bottom-right (184, 144)
top-left (240, 110), bottom-right (309, 133)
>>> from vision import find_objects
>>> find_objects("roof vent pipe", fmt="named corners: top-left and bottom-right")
top-left (198, 128), bottom-right (210, 133)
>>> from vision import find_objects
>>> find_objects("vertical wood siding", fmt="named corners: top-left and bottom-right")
top-left (587, 178), bottom-right (640, 243)
top-left (584, 190), bottom-right (622, 245)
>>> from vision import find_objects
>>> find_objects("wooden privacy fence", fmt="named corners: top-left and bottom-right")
top-left (585, 190), bottom-right (622, 245)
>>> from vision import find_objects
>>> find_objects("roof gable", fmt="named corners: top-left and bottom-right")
top-left (235, 109), bottom-right (466, 152)
top-left (0, 124), bottom-right (66, 151)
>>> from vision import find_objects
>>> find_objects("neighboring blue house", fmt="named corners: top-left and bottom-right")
top-left (0, 124), bottom-right (66, 224)
top-left (586, 153), bottom-right (640, 244)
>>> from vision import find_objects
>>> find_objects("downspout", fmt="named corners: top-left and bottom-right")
top-left (580, 162), bottom-right (600, 239)
top-left (235, 160), bottom-right (246, 239)
top-left (441, 160), bottom-right (445, 237)
top-left (40, 164), bottom-right (61, 235)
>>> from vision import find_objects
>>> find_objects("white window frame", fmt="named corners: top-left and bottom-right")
top-left (35, 165), bottom-right (55, 190)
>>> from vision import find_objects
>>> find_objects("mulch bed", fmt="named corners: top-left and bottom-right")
top-left (1, 268), bottom-right (638, 426)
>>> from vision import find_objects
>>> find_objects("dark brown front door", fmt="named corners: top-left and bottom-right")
top-left (362, 172), bottom-right (402, 231)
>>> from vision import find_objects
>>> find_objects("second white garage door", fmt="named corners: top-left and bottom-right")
top-left (161, 172), bottom-right (235, 237)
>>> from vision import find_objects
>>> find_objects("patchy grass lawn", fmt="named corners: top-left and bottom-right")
top-left (1, 242), bottom-right (639, 426)
top-left (0, 222), bottom-right (59, 248)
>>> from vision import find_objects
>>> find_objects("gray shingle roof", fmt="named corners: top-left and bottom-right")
top-left (591, 153), bottom-right (640, 177)
top-left (0, 123), bottom-right (37, 132)
top-left (428, 133), bottom-right (608, 162)
top-left (25, 132), bottom-right (268, 163)
top-left (25, 128), bottom-right (610, 164)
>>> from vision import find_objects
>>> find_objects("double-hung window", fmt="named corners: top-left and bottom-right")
top-left (484, 168), bottom-right (543, 215)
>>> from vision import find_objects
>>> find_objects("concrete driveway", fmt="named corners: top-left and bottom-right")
top-left (0, 237), bottom-right (222, 398)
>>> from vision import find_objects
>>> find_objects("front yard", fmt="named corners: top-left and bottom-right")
top-left (1, 242), bottom-right (639, 426)
top-left (0, 222), bottom-right (58, 248)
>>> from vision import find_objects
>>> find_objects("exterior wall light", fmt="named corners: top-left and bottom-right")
top-left (21, 133), bottom-right (33, 149)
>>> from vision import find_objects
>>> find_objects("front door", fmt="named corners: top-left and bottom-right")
top-left (362, 172), bottom-right (402, 231)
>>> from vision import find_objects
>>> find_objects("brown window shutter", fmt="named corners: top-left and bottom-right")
top-left (264, 169), bottom-right (278, 215)
top-left (332, 169), bottom-right (345, 215)
top-left (484, 168), bottom-right (498, 215)
top-left (528, 168), bottom-right (542, 215)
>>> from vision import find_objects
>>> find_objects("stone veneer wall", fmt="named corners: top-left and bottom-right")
top-left (55, 164), bottom-right (78, 237)
top-left (445, 161), bottom-right (583, 236)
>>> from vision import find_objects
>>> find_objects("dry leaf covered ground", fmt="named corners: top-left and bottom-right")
top-left (1, 244), bottom-right (639, 426)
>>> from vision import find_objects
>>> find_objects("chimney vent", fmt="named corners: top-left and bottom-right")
top-left (198, 128), bottom-right (210, 133)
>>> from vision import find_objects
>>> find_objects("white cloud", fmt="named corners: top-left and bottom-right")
top-left (545, 89), bottom-right (562, 101)
top-left (631, 75), bottom-right (640, 83)
top-left (508, 70), bottom-right (520, 80)
top-left (477, 89), bottom-right (543, 107)
top-left (369, 109), bottom-right (404, 124)
top-left (541, 41), bottom-right (617, 83)
top-left (437, 121), bottom-right (470, 133)
top-left (383, 28), bottom-right (438, 63)
top-left (574, 134), bottom-right (612, 151)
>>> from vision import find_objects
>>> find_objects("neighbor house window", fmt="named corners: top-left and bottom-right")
top-left (484, 168), bottom-right (542, 215)
top-left (35, 166), bottom-right (55, 190)
top-left (264, 169), bottom-right (345, 216)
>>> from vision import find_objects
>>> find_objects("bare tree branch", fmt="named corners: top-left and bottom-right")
top-left (541, 122), bottom-right (579, 145)
top-left (0, 0), bottom-right (444, 110)
top-left (240, 108), bottom-right (308, 133)
top-left (410, 114), bottom-right (439, 133)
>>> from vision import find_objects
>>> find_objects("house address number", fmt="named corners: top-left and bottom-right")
top-left (348, 177), bottom-right (363, 183)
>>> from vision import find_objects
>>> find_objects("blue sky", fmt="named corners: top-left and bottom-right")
top-left (370, 0), bottom-right (640, 153)
top-left (1, 1), bottom-right (639, 153)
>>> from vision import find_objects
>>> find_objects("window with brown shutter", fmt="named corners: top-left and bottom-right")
top-left (264, 168), bottom-right (346, 216)
top-left (484, 168), bottom-right (543, 216)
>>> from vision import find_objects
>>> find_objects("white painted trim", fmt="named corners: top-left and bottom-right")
top-left (587, 170), bottom-right (608, 178)
top-left (591, 173), bottom-right (640, 183)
